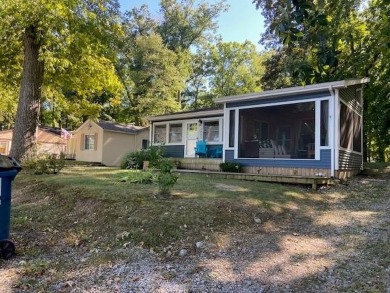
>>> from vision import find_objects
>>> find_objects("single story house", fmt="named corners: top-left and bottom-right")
top-left (0, 126), bottom-right (67, 156)
top-left (149, 78), bottom-right (369, 179)
top-left (68, 119), bottom-right (149, 166)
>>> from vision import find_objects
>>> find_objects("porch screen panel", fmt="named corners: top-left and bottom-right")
top-left (229, 110), bottom-right (235, 147)
top-left (340, 103), bottom-right (353, 149)
top-left (238, 102), bottom-right (315, 159)
top-left (321, 100), bottom-right (329, 146)
top-left (353, 113), bottom-right (362, 152)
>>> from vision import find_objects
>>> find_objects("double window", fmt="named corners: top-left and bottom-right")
top-left (153, 124), bottom-right (183, 144)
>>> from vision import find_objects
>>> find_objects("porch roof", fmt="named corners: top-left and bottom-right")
top-left (148, 108), bottom-right (224, 122)
top-left (214, 78), bottom-right (369, 104)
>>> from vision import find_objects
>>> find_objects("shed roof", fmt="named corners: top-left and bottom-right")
top-left (214, 78), bottom-right (369, 104)
top-left (96, 120), bottom-right (148, 134)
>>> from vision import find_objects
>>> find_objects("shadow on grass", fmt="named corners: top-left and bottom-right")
top-left (4, 167), bottom-right (390, 292)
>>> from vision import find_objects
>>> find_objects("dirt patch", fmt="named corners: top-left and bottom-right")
top-left (215, 183), bottom-right (249, 192)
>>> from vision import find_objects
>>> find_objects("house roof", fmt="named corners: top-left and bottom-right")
top-left (96, 120), bottom-right (148, 134)
top-left (148, 107), bottom-right (224, 122)
top-left (0, 126), bottom-right (66, 144)
top-left (214, 78), bottom-right (369, 104)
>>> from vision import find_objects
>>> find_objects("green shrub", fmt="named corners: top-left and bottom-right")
top-left (219, 161), bottom-right (243, 173)
top-left (157, 159), bottom-right (178, 197)
top-left (120, 146), bottom-right (165, 169)
top-left (22, 153), bottom-right (65, 174)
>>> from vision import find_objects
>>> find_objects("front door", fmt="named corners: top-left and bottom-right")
top-left (185, 122), bottom-right (198, 157)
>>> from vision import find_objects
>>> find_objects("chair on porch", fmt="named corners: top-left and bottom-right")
top-left (194, 140), bottom-right (207, 157)
top-left (307, 143), bottom-right (315, 158)
top-left (215, 146), bottom-right (223, 158)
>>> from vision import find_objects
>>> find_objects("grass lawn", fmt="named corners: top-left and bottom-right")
top-left (2, 166), bottom-right (389, 292)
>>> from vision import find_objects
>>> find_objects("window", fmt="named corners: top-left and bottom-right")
top-left (203, 120), bottom-right (219, 142)
top-left (0, 141), bottom-right (8, 155)
top-left (84, 134), bottom-right (96, 150)
top-left (169, 123), bottom-right (182, 143)
top-left (153, 125), bottom-right (166, 144)
top-left (142, 139), bottom-right (148, 149)
top-left (229, 110), bottom-right (235, 147)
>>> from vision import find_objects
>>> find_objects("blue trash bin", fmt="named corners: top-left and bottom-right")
top-left (0, 155), bottom-right (22, 260)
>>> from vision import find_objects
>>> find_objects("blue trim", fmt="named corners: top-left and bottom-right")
top-left (164, 145), bottom-right (185, 158)
top-left (225, 149), bottom-right (331, 168)
top-left (226, 91), bottom-right (330, 108)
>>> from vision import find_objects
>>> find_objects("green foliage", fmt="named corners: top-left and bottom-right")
top-left (0, 0), bottom-right (123, 159)
top-left (120, 170), bottom-right (155, 184)
top-left (120, 146), bottom-right (165, 169)
top-left (23, 154), bottom-right (66, 175)
top-left (219, 161), bottom-right (243, 173)
top-left (157, 159), bottom-right (178, 197)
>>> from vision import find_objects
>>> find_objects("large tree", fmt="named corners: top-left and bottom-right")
top-left (209, 41), bottom-right (266, 97)
top-left (115, 0), bottom-right (228, 123)
top-left (0, 0), bottom-right (122, 160)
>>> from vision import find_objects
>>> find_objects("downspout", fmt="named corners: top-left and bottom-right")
top-left (328, 86), bottom-right (336, 178)
top-left (149, 122), bottom-right (153, 147)
top-left (223, 103), bottom-right (227, 162)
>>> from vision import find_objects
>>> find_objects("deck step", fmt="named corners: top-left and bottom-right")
top-left (174, 169), bottom-right (331, 190)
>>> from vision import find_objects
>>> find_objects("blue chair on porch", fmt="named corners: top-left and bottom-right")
top-left (215, 146), bottom-right (223, 158)
top-left (194, 140), bottom-right (207, 157)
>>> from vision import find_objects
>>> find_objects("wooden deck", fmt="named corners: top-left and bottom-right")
top-left (174, 169), bottom-right (331, 190)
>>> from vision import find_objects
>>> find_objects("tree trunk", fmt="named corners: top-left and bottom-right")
top-left (9, 25), bottom-right (44, 161)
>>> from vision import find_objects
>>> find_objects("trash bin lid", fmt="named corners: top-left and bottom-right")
top-left (0, 155), bottom-right (22, 172)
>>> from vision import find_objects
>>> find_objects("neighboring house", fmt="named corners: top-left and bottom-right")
top-left (0, 126), bottom-right (67, 156)
top-left (149, 78), bottom-right (369, 178)
top-left (68, 120), bottom-right (149, 166)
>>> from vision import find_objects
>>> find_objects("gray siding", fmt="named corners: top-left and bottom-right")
top-left (339, 85), bottom-right (362, 114)
top-left (339, 149), bottom-right (362, 170)
top-left (164, 145), bottom-right (185, 158)
top-left (225, 149), bottom-right (331, 168)
top-left (226, 91), bottom-right (330, 108)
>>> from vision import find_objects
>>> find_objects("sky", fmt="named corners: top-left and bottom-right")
top-left (118, 0), bottom-right (265, 51)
